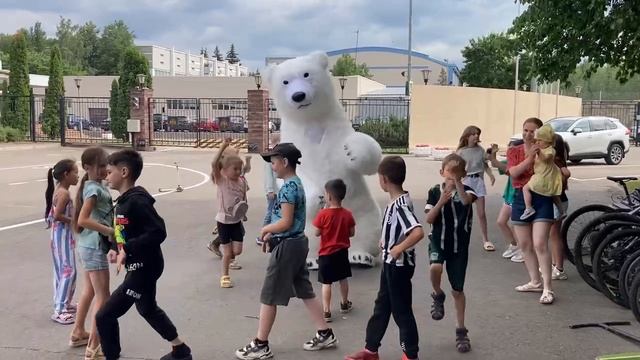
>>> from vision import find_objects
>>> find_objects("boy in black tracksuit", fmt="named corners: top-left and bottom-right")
top-left (96, 149), bottom-right (192, 360)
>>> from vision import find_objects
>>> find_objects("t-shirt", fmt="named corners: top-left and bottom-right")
top-left (425, 184), bottom-right (477, 253)
top-left (215, 176), bottom-right (248, 224)
top-left (77, 180), bottom-right (113, 249)
top-left (313, 207), bottom-right (356, 256)
top-left (553, 134), bottom-right (569, 197)
top-left (457, 146), bottom-right (487, 175)
top-left (271, 176), bottom-right (306, 239)
top-left (498, 160), bottom-right (516, 204)
top-left (506, 144), bottom-right (534, 189)
top-left (381, 192), bottom-right (422, 267)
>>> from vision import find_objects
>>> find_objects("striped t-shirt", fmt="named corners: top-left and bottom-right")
top-left (425, 184), bottom-right (477, 253)
top-left (381, 192), bottom-right (422, 267)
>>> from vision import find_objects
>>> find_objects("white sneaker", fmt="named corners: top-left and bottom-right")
top-left (552, 265), bottom-right (568, 280)
top-left (502, 245), bottom-right (519, 259)
top-left (510, 251), bottom-right (525, 263)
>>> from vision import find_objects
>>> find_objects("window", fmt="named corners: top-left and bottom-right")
top-left (160, 53), bottom-right (164, 57)
top-left (605, 120), bottom-right (618, 130)
top-left (590, 119), bottom-right (607, 132)
top-left (573, 119), bottom-right (590, 132)
top-left (160, 61), bottom-right (164, 64)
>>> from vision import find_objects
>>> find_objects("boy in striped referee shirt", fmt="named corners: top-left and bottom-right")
top-left (425, 153), bottom-right (477, 353)
top-left (345, 156), bottom-right (424, 360)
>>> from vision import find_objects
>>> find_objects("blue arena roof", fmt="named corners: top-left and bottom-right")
top-left (326, 46), bottom-right (460, 74)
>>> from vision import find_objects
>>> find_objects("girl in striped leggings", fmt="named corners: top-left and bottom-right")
top-left (45, 159), bottom-right (80, 325)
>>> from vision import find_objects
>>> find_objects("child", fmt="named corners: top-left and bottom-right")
top-left (257, 133), bottom-right (281, 246)
top-left (211, 138), bottom-right (249, 288)
top-left (425, 154), bottom-right (477, 353)
top-left (45, 159), bottom-right (80, 325)
top-left (312, 179), bottom-right (355, 323)
top-left (520, 124), bottom-right (564, 220)
top-left (346, 156), bottom-right (424, 360)
top-left (456, 126), bottom-right (495, 252)
top-left (71, 146), bottom-right (114, 358)
top-left (235, 142), bottom-right (337, 360)
top-left (96, 149), bottom-right (192, 360)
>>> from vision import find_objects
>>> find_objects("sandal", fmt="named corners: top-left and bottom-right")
top-left (483, 241), bottom-right (496, 252)
top-left (515, 282), bottom-right (543, 292)
top-left (69, 333), bottom-right (90, 347)
top-left (84, 345), bottom-right (102, 360)
top-left (456, 327), bottom-right (472, 353)
top-left (65, 303), bottom-right (78, 313)
top-left (220, 275), bottom-right (233, 288)
top-left (51, 311), bottom-right (75, 325)
top-left (539, 290), bottom-right (555, 305)
top-left (430, 292), bottom-right (446, 321)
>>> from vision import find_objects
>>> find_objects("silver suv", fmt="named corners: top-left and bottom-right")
top-left (547, 116), bottom-right (630, 165)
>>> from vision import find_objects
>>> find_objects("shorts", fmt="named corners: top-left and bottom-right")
top-left (216, 222), bottom-right (245, 244)
top-left (317, 248), bottom-right (352, 284)
top-left (77, 246), bottom-right (109, 271)
top-left (260, 235), bottom-right (315, 306)
top-left (511, 189), bottom-right (555, 225)
top-left (463, 175), bottom-right (486, 197)
top-left (428, 236), bottom-right (469, 292)
top-left (554, 199), bottom-right (569, 220)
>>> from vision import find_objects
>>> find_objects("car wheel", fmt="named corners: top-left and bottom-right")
top-left (570, 159), bottom-right (583, 164)
top-left (605, 143), bottom-right (624, 165)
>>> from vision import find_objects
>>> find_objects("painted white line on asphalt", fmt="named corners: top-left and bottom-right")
top-left (8, 181), bottom-right (29, 186)
top-left (0, 164), bottom-right (52, 171)
top-left (570, 175), bottom-right (640, 182)
top-left (0, 163), bottom-right (209, 232)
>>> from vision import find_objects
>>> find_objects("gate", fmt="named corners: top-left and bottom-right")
top-left (343, 97), bottom-right (410, 153)
top-left (62, 97), bottom-right (124, 145)
top-left (149, 98), bottom-right (250, 147)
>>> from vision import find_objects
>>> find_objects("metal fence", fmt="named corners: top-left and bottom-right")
top-left (342, 97), bottom-right (410, 152)
top-left (63, 97), bottom-right (123, 145)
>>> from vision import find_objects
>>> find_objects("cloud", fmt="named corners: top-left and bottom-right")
top-left (0, 0), bottom-right (518, 71)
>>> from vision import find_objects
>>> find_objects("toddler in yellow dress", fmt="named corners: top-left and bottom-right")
top-left (521, 124), bottom-right (564, 220)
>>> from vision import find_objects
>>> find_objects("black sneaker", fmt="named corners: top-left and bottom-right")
top-left (340, 300), bottom-right (353, 314)
top-left (303, 330), bottom-right (338, 351)
top-left (324, 311), bottom-right (332, 322)
top-left (430, 292), bottom-right (446, 321)
top-left (160, 343), bottom-right (192, 360)
top-left (235, 340), bottom-right (273, 359)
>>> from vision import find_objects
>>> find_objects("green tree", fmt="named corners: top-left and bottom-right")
top-left (112, 47), bottom-right (151, 141)
top-left (460, 32), bottom-right (532, 89)
top-left (96, 20), bottom-right (135, 75)
top-left (28, 22), bottom-right (47, 52)
top-left (6, 32), bottom-right (30, 132)
top-left (213, 45), bottom-right (223, 61)
top-left (78, 22), bottom-right (100, 73)
top-left (56, 17), bottom-right (84, 72)
top-left (0, 80), bottom-right (8, 126)
top-left (331, 54), bottom-right (372, 78)
top-left (42, 46), bottom-right (64, 138)
top-left (512, 0), bottom-right (639, 84)
top-left (109, 78), bottom-right (120, 137)
top-left (226, 44), bottom-right (240, 64)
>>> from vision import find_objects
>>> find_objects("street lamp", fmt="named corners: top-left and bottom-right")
top-left (254, 72), bottom-right (262, 89)
top-left (575, 85), bottom-right (583, 97)
top-left (339, 77), bottom-right (347, 102)
top-left (421, 68), bottom-right (431, 85)
top-left (74, 78), bottom-right (82, 96)
top-left (136, 74), bottom-right (146, 89)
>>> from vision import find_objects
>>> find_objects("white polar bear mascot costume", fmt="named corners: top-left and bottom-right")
top-left (265, 51), bottom-right (383, 269)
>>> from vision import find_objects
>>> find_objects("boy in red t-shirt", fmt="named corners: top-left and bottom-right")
top-left (313, 179), bottom-right (356, 323)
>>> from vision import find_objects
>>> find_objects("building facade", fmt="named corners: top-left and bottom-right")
top-left (137, 45), bottom-right (249, 78)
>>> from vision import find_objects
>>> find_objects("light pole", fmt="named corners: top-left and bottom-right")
top-left (339, 77), bottom-right (347, 107)
top-left (254, 71), bottom-right (262, 89)
top-left (74, 78), bottom-right (82, 135)
top-left (405, 0), bottom-right (413, 96)
top-left (136, 74), bottom-right (146, 89)
top-left (512, 0), bottom-right (522, 135)
top-left (421, 68), bottom-right (431, 85)
top-left (575, 85), bottom-right (582, 98)
top-left (74, 78), bottom-right (82, 96)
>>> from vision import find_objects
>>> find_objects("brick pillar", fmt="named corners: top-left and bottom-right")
top-left (129, 88), bottom-right (154, 151)
top-left (247, 89), bottom-right (269, 153)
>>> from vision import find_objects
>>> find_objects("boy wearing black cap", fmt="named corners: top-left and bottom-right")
top-left (235, 143), bottom-right (338, 360)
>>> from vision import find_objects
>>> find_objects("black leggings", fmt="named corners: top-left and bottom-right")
top-left (365, 264), bottom-right (419, 359)
top-left (96, 264), bottom-right (178, 359)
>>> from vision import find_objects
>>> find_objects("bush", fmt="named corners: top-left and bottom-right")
top-left (0, 126), bottom-right (25, 142)
top-left (358, 116), bottom-right (408, 149)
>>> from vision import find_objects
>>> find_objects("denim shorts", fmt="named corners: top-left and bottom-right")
top-left (511, 189), bottom-right (555, 225)
top-left (77, 246), bottom-right (109, 271)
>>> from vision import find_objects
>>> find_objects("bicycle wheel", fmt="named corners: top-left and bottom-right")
top-left (561, 204), bottom-right (615, 265)
top-left (593, 228), bottom-right (640, 307)
top-left (619, 249), bottom-right (640, 306)
top-left (574, 213), bottom-right (640, 290)
top-left (629, 272), bottom-right (640, 323)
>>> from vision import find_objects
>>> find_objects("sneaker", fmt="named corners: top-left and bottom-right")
top-left (552, 265), bottom-right (568, 280)
top-left (256, 236), bottom-right (264, 246)
top-left (510, 250), bottom-right (525, 263)
top-left (324, 311), bottom-right (332, 323)
top-left (235, 340), bottom-right (273, 360)
top-left (345, 349), bottom-right (380, 360)
top-left (340, 300), bottom-right (353, 314)
top-left (303, 330), bottom-right (338, 351)
top-left (401, 353), bottom-right (418, 360)
top-left (160, 343), bottom-right (192, 360)
top-left (230, 259), bottom-right (243, 270)
top-left (502, 244), bottom-right (519, 259)
top-left (520, 207), bottom-right (536, 220)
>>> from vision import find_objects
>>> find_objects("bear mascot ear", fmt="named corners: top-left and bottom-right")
top-left (263, 64), bottom-right (277, 90)
top-left (308, 51), bottom-right (329, 70)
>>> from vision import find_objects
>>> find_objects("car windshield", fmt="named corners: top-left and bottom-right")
top-left (547, 118), bottom-right (577, 132)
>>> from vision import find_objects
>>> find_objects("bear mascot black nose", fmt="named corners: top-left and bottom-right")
top-left (292, 92), bottom-right (306, 103)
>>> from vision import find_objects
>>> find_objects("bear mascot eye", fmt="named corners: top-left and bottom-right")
top-left (303, 73), bottom-right (309, 78)
top-left (283, 80), bottom-right (289, 85)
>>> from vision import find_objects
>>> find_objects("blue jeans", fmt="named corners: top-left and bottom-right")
top-left (263, 195), bottom-right (277, 226)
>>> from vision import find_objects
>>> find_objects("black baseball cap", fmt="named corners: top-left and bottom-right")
top-left (261, 142), bottom-right (302, 164)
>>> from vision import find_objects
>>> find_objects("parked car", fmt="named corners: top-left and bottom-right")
top-left (67, 115), bottom-right (91, 131)
top-left (218, 116), bottom-right (245, 132)
top-left (197, 118), bottom-right (220, 132)
top-left (89, 118), bottom-right (110, 131)
top-left (513, 116), bottom-right (630, 165)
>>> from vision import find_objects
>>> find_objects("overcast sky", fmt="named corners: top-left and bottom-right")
top-left (0, 0), bottom-right (519, 71)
